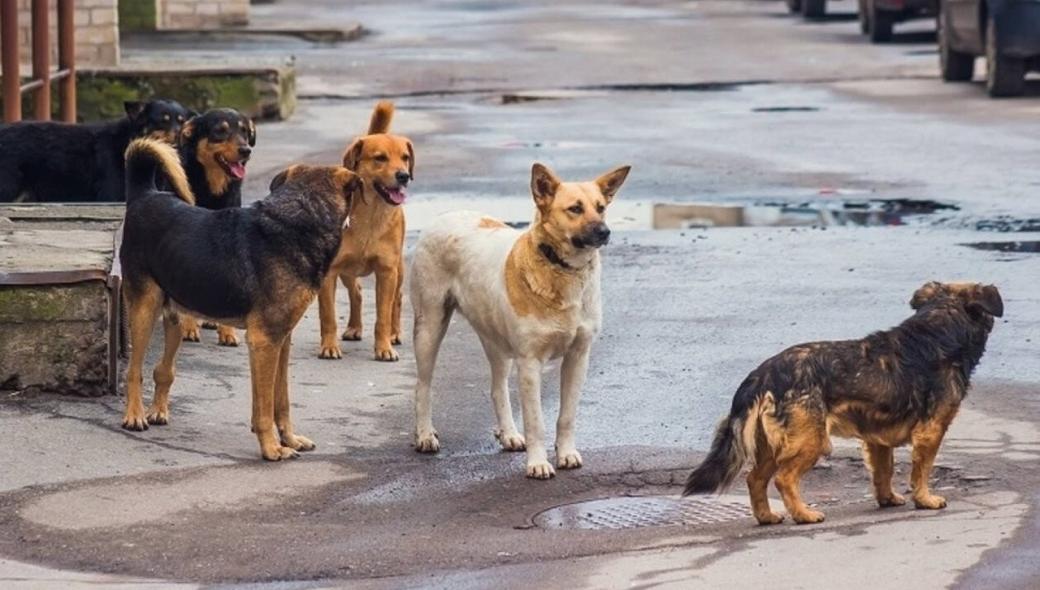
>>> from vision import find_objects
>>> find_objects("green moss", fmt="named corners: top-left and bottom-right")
top-left (0, 287), bottom-right (67, 322)
top-left (119, 0), bottom-right (157, 32)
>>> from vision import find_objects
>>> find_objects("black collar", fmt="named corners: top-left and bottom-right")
top-left (538, 243), bottom-right (575, 271)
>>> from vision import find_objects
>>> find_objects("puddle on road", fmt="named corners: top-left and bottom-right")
top-left (406, 197), bottom-right (958, 231)
top-left (964, 241), bottom-right (1040, 254)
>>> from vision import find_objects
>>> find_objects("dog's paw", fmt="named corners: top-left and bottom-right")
top-left (495, 429), bottom-right (526, 452)
top-left (181, 325), bottom-right (201, 342)
top-left (556, 449), bottom-right (583, 470)
top-left (791, 509), bottom-right (825, 524)
top-left (261, 446), bottom-right (300, 461)
top-left (281, 433), bottom-right (316, 452)
top-left (201, 321), bottom-right (217, 329)
top-left (341, 326), bottom-right (363, 341)
top-left (145, 405), bottom-right (169, 426)
top-left (755, 512), bottom-right (785, 525)
top-left (878, 492), bottom-right (907, 508)
top-left (374, 345), bottom-right (399, 362)
top-left (913, 494), bottom-right (947, 510)
top-left (415, 429), bottom-right (440, 453)
top-left (122, 410), bottom-right (149, 431)
top-left (217, 327), bottom-right (239, 347)
top-left (526, 460), bottom-right (556, 480)
top-left (318, 343), bottom-right (343, 359)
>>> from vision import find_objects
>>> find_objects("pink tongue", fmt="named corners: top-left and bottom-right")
top-left (229, 162), bottom-right (246, 180)
top-left (386, 188), bottom-right (406, 205)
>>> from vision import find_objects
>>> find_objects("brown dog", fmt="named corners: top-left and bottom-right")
top-left (683, 282), bottom-right (1002, 524)
top-left (318, 101), bottom-right (413, 361)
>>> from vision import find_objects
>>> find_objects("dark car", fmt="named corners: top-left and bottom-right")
top-left (939, 0), bottom-right (1040, 96)
top-left (858, 0), bottom-right (938, 42)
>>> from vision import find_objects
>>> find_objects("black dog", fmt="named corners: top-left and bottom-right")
top-left (0, 99), bottom-right (193, 203)
top-left (119, 138), bottom-right (359, 461)
top-left (684, 282), bottom-right (1001, 525)
top-left (173, 108), bottom-right (257, 344)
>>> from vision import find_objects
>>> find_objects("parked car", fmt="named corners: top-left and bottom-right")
top-left (939, 0), bottom-right (1040, 96)
top-left (857, 0), bottom-right (938, 42)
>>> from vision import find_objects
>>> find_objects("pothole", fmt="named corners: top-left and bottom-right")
top-left (964, 241), bottom-right (1040, 254)
top-left (533, 495), bottom-right (754, 531)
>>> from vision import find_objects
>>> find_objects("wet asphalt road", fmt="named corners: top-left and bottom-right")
top-left (2, 1), bottom-right (1040, 587)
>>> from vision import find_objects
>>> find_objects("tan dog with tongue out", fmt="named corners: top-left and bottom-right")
top-left (317, 101), bottom-right (414, 361)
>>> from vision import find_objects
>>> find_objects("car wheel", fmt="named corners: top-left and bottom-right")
top-left (801, 0), bottom-right (826, 19)
top-left (868, 0), bottom-right (894, 43)
top-left (986, 16), bottom-right (1025, 97)
top-left (786, 0), bottom-right (802, 14)
top-left (858, 0), bottom-right (869, 34)
top-left (938, 0), bottom-right (974, 81)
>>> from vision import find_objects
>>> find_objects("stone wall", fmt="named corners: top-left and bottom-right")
top-left (159, 0), bottom-right (248, 29)
top-left (14, 0), bottom-right (120, 68)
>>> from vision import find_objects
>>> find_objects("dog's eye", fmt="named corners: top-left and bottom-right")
top-left (568, 204), bottom-right (584, 215)
top-left (374, 154), bottom-right (389, 163)
top-left (402, 154), bottom-right (410, 162)
top-left (596, 204), bottom-right (605, 214)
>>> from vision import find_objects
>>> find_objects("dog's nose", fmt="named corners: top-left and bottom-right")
top-left (395, 170), bottom-right (411, 186)
top-left (592, 223), bottom-right (611, 245)
top-left (238, 146), bottom-right (252, 159)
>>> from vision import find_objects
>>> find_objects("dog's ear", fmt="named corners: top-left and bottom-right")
top-left (269, 165), bottom-right (298, 192)
top-left (246, 118), bottom-right (257, 147)
top-left (405, 140), bottom-right (415, 179)
top-left (969, 284), bottom-right (1004, 318)
top-left (595, 165), bottom-right (631, 204)
top-left (335, 167), bottom-right (362, 196)
top-left (531, 163), bottom-right (561, 212)
top-left (910, 281), bottom-right (944, 310)
top-left (343, 138), bottom-right (364, 171)
top-left (124, 101), bottom-right (145, 120)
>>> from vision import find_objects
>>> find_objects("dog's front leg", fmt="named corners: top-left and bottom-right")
top-left (274, 336), bottom-right (315, 453)
top-left (248, 330), bottom-right (298, 461)
top-left (373, 263), bottom-right (400, 361)
top-left (518, 358), bottom-right (553, 479)
top-left (910, 407), bottom-right (958, 509)
top-left (317, 273), bottom-right (342, 359)
top-left (557, 340), bottom-right (591, 470)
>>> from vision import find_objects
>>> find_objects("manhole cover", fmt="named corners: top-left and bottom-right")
top-left (533, 495), bottom-right (753, 530)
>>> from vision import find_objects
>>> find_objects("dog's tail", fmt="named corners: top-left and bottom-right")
top-left (368, 100), bottom-right (394, 135)
top-left (683, 379), bottom-right (762, 496)
top-left (124, 138), bottom-right (194, 205)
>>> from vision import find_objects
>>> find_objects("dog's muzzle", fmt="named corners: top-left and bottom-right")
top-left (572, 223), bottom-right (611, 249)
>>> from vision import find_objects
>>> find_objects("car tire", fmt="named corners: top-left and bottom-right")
top-left (787, 0), bottom-right (802, 14)
top-left (858, 0), bottom-right (869, 34)
top-left (868, 0), bottom-right (894, 43)
top-left (801, 0), bottom-right (826, 19)
top-left (938, 0), bottom-right (974, 81)
top-left (985, 17), bottom-right (1025, 97)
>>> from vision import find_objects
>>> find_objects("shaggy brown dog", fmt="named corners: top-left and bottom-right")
top-left (317, 101), bottom-right (413, 361)
top-left (684, 282), bottom-right (1002, 525)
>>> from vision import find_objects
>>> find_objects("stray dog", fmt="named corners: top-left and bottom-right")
top-left (318, 101), bottom-right (411, 361)
top-left (410, 163), bottom-right (630, 478)
top-left (119, 138), bottom-right (359, 460)
top-left (0, 99), bottom-right (193, 203)
top-left (683, 282), bottom-right (1002, 524)
top-left (175, 108), bottom-right (256, 346)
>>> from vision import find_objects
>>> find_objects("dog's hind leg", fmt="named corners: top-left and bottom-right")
top-left (556, 337), bottom-right (592, 469)
top-left (318, 273), bottom-right (343, 359)
top-left (274, 336), bottom-right (315, 452)
top-left (518, 358), bottom-right (553, 479)
top-left (480, 338), bottom-right (522, 452)
top-left (863, 442), bottom-right (906, 507)
top-left (773, 404), bottom-right (827, 524)
top-left (247, 329), bottom-right (297, 461)
top-left (146, 311), bottom-right (183, 426)
top-left (413, 291), bottom-right (454, 453)
top-left (122, 281), bottom-right (163, 431)
top-left (910, 406), bottom-right (958, 510)
top-left (341, 275), bottom-right (364, 342)
top-left (747, 428), bottom-right (783, 525)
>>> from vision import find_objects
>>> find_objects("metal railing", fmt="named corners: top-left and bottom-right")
top-left (1, 0), bottom-right (76, 123)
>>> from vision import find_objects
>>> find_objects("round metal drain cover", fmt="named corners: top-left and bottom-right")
top-left (534, 495), bottom-right (752, 530)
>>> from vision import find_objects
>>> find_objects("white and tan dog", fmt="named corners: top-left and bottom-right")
top-left (410, 163), bottom-right (630, 479)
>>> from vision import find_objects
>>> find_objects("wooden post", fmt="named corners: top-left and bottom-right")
top-left (57, 0), bottom-right (75, 122)
top-left (1, 0), bottom-right (20, 122)
top-left (32, 0), bottom-right (51, 120)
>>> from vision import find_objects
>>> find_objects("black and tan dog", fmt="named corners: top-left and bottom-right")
top-left (684, 282), bottom-right (1002, 525)
top-left (174, 108), bottom-right (257, 346)
top-left (0, 99), bottom-right (193, 203)
top-left (119, 138), bottom-right (359, 461)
